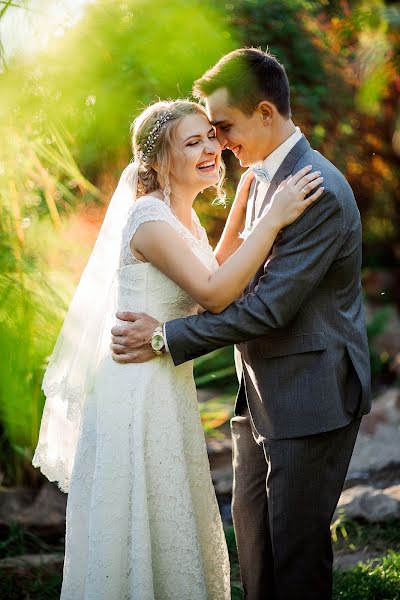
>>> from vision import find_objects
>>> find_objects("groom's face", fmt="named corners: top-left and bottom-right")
top-left (205, 88), bottom-right (271, 167)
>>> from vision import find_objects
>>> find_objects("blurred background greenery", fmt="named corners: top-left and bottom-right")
top-left (0, 0), bottom-right (399, 487)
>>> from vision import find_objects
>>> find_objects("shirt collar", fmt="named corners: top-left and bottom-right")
top-left (259, 126), bottom-right (303, 182)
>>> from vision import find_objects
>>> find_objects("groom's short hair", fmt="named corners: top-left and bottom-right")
top-left (193, 47), bottom-right (291, 118)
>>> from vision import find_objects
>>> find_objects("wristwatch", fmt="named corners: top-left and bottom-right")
top-left (151, 324), bottom-right (165, 355)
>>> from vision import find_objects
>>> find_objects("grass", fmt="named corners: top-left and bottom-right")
top-left (225, 523), bottom-right (400, 600)
top-left (0, 566), bottom-right (63, 600)
top-left (0, 523), bottom-right (64, 598)
top-left (331, 517), bottom-right (400, 556)
top-left (333, 552), bottom-right (400, 599)
top-left (0, 523), bottom-right (63, 560)
top-left (1, 521), bottom-right (399, 598)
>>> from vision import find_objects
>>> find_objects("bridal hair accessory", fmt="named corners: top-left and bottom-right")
top-left (32, 162), bottom-right (140, 492)
top-left (142, 109), bottom-right (174, 158)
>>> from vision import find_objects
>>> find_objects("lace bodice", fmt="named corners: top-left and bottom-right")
top-left (120, 196), bottom-right (214, 267)
top-left (117, 196), bottom-right (219, 322)
top-left (58, 196), bottom-right (230, 599)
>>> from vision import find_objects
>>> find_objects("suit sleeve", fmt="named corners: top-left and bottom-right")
top-left (165, 190), bottom-right (344, 365)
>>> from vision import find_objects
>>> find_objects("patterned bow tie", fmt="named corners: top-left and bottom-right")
top-left (250, 165), bottom-right (271, 184)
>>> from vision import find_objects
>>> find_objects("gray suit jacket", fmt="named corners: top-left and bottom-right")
top-left (165, 136), bottom-right (371, 439)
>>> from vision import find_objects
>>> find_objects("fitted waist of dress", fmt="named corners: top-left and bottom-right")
top-left (116, 263), bottom-right (199, 322)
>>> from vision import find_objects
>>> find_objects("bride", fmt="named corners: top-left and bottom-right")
top-left (33, 99), bottom-right (323, 600)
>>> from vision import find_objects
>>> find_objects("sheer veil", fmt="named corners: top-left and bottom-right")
top-left (32, 162), bottom-right (139, 492)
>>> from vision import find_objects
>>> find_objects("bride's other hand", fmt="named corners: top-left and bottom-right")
top-left (263, 165), bottom-right (324, 230)
top-left (214, 169), bottom-right (254, 265)
top-left (233, 169), bottom-right (255, 210)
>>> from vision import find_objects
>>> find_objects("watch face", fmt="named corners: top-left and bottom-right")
top-left (152, 334), bottom-right (164, 351)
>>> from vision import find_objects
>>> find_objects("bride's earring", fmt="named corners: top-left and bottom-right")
top-left (163, 178), bottom-right (171, 207)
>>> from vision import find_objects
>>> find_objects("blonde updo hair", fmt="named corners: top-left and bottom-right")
top-left (131, 99), bottom-right (225, 202)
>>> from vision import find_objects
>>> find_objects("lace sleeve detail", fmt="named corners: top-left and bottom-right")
top-left (120, 196), bottom-right (174, 266)
top-left (128, 197), bottom-right (174, 240)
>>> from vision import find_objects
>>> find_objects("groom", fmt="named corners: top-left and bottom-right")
top-left (111, 48), bottom-right (371, 599)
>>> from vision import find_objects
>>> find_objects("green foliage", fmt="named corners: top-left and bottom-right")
top-left (199, 394), bottom-right (234, 438)
top-left (224, 526), bottom-right (244, 598)
top-left (1, 0), bottom-right (237, 171)
top-left (221, 0), bottom-right (400, 252)
top-left (0, 57), bottom-right (105, 483)
top-left (331, 512), bottom-right (351, 545)
top-left (0, 0), bottom-right (237, 483)
top-left (0, 269), bottom-right (63, 482)
top-left (333, 552), bottom-right (400, 599)
top-left (332, 518), bottom-right (400, 555)
top-left (0, 565), bottom-right (63, 600)
top-left (224, 0), bottom-right (329, 121)
top-left (1, 0), bottom-right (399, 485)
top-left (0, 522), bottom-right (62, 559)
top-left (0, 523), bottom-right (63, 599)
top-left (194, 346), bottom-right (237, 389)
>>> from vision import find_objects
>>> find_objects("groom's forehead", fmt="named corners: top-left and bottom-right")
top-left (205, 88), bottom-right (233, 124)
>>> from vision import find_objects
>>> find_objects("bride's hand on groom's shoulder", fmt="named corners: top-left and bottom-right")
top-left (111, 312), bottom-right (159, 363)
top-left (264, 165), bottom-right (325, 230)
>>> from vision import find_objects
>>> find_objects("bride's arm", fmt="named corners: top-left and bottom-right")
top-left (214, 171), bottom-right (254, 265)
top-left (132, 167), bottom-right (323, 314)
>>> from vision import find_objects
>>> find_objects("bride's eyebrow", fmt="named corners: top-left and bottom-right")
top-left (183, 128), bottom-right (215, 143)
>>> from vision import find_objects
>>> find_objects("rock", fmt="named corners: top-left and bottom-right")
top-left (212, 467), bottom-right (233, 496)
top-left (0, 487), bottom-right (35, 524)
top-left (17, 482), bottom-right (66, 535)
top-left (0, 553), bottom-right (64, 572)
top-left (334, 551), bottom-right (382, 570)
top-left (0, 482), bottom-right (66, 537)
top-left (385, 484), bottom-right (400, 502)
top-left (206, 437), bottom-right (232, 456)
top-left (197, 389), bottom-right (223, 403)
top-left (347, 388), bottom-right (400, 478)
top-left (358, 388), bottom-right (400, 439)
top-left (336, 484), bottom-right (400, 521)
top-left (207, 436), bottom-right (233, 475)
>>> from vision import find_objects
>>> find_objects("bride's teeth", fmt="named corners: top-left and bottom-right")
top-left (198, 162), bottom-right (215, 169)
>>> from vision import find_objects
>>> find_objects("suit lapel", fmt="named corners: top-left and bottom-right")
top-left (250, 180), bottom-right (260, 225)
top-left (256, 136), bottom-right (311, 219)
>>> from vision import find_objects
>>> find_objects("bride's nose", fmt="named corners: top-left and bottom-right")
top-left (204, 138), bottom-right (221, 155)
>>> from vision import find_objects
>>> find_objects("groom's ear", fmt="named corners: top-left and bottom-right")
top-left (257, 101), bottom-right (275, 126)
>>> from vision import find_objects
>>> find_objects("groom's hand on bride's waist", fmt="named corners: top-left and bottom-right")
top-left (111, 311), bottom-right (159, 363)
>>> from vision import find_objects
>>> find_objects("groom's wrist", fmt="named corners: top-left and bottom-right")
top-left (162, 323), bottom-right (170, 353)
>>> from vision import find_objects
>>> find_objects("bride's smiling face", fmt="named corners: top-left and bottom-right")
top-left (169, 113), bottom-right (221, 192)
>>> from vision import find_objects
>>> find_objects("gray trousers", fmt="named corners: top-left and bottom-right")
top-left (231, 408), bottom-right (360, 600)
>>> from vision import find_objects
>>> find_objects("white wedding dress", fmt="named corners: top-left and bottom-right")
top-left (60, 196), bottom-right (231, 600)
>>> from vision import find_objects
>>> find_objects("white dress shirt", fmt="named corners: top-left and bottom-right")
top-left (246, 126), bottom-right (303, 228)
top-left (163, 127), bottom-right (303, 353)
